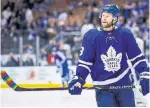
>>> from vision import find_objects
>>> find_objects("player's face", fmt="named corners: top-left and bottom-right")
top-left (101, 12), bottom-right (113, 28)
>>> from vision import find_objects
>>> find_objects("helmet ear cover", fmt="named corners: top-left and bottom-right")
top-left (112, 16), bottom-right (118, 25)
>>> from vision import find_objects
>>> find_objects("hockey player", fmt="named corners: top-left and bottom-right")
top-left (68, 4), bottom-right (150, 107)
top-left (52, 47), bottom-right (70, 87)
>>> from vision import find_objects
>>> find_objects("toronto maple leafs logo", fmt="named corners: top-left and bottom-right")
top-left (101, 46), bottom-right (122, 73)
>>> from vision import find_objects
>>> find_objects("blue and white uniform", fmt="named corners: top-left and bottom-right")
top-left (55, 50), bottom-right (69, 83)
top-left (76, 26), bottom-right (149, 87)
top-left (68, 4), bottom-right (149, 107)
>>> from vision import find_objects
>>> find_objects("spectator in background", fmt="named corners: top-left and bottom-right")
top-left (6, 52), bottom-right (18, 67)
top-left (40, 49), bottom-right (48, 66)
top-left (48, 15), bottom-right (56, 27)
top-left (131, 22), bottom-right (140, 37)
top-left (58, 10), bottom-right (68, 23)
top-left (73, 52), bottom-right (79, 65)
top-left (131, 22), bottom-right (144, 53)
top-left (47, 15), bottom-right (58, 37)
top-left (66, 53), bottom-right (74, 65)
top-left (47, 40), bottom-right (57, 65)
top-left (47, 27), bottom-right (57, 40)
top-left (24, 44), bottom-right (34, 54)
top-left (42, 13), bottom-right (49, 28)
top-left (122, 2), bottom-right (133, 19)
top-left (81, 19), bottom-right (94, 38)
top-left (138, 17), bottom-right (149, 34)
top-left (124, 20), bottom-right (132, 29)
top-left (23, 0), bottom-right (34, 9)
top-left (28, 32), bottom-right (37, 40)
top-left (23, 53), bottom-right (34, 66)
top-left (72, 36), bottom-right (82, 55)
top-left (1, 16), bottom-right (7, 28)
top-left (2, 7), bottom-right (12, 22)
top-left (117, 15), bottom-right (125, 27)
top-left (48, 50), bottom-right (56, 65)
top-left (143, 32), bottom-right (150, 59)
top-left (59, 40), bottom-right (71, 56)
top-left (86, 5), bottom-right (94, 24)
top-left (3, 0), bottom-right (15, 12)
top-left (18, 7), bottom-right (27, 30)
top-left (25, 7), bottom-right (33, 29)
top-left (16, 57), bottom-right (20, 66)
top-left (91, 0), bottom-right (99, 25)
top-left (65, 9), bottom-right (76, 30)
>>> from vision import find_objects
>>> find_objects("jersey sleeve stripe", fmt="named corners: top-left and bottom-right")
top-left (78, 64), bottom-right (91, 72)
top-left (78, 60), bottom-right (93, 66)
top-left (129, 53), bottom-right (143, 62)
top-left (132, 59), bottom-right (147, 68)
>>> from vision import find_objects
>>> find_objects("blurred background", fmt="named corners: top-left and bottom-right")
top-left (1, 0), bottom-right (149, 67)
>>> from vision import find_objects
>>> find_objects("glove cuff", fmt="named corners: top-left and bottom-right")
top-left (72, 75), bottom-right (85, 86)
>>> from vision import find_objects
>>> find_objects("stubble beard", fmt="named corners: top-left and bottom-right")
top-left (101, 19), bottom-right (114, 29)
top-left (101, 22), bottom-right (113, 28)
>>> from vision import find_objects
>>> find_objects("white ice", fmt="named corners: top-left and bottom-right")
top-left (1, 89), bottom-right (150, 107)
top-left (0, 89), bottom-right (97, 107)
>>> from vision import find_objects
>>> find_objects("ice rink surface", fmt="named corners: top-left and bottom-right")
top-left (1, 89), bottom-right (97, 107)
top-left (1, 88), bottom-right (150, 107)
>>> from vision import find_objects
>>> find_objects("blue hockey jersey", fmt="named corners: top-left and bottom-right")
top-left (55, 51), bottom-right (69, 77)
top-left (76, 26), bottom-right (149, 86)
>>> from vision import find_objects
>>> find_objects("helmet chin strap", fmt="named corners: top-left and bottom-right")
top-left (110, 19), bottom-right (115, 30)
top-left (112, 16), bottom-right (118, 26)
top-left (109, 16), bottom-right (118, 30)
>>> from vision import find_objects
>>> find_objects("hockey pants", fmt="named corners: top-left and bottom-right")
top-left (95, 89), bottom-right (135, 107)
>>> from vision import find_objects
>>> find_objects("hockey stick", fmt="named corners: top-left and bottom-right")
top-left (1, 70), bottom-right (69, 91)
top-left (1, 71), bottom-right (93, 91)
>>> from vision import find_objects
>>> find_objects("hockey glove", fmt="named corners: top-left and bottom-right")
top-left (68, 76), bottom-right (85, 95)
top-left (140, 72), bottom-right (150, 96)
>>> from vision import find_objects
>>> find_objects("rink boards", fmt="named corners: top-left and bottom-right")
top-left (1, 62), bottom-right (150, 89)
top-left (0, 66), bottom-right (93, 88)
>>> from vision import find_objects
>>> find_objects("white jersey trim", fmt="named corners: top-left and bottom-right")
top-left (129, 53), bottom-right (143, 62)
top-left (133, 59), bottom-right (147, 67)
top-left (93, 67), bottom-right (130, 85)
top-left (78, 64), bottom-right (91, 72)
top-left (97, 27), bottom-right (101, 31)
top-left (93, 59), bottom-right (147, 85)
top-left (78, 60), bottom-right (93, 66)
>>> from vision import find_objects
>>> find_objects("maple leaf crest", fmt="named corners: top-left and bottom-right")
top-left (101, 46), bottom-right (122, 73)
